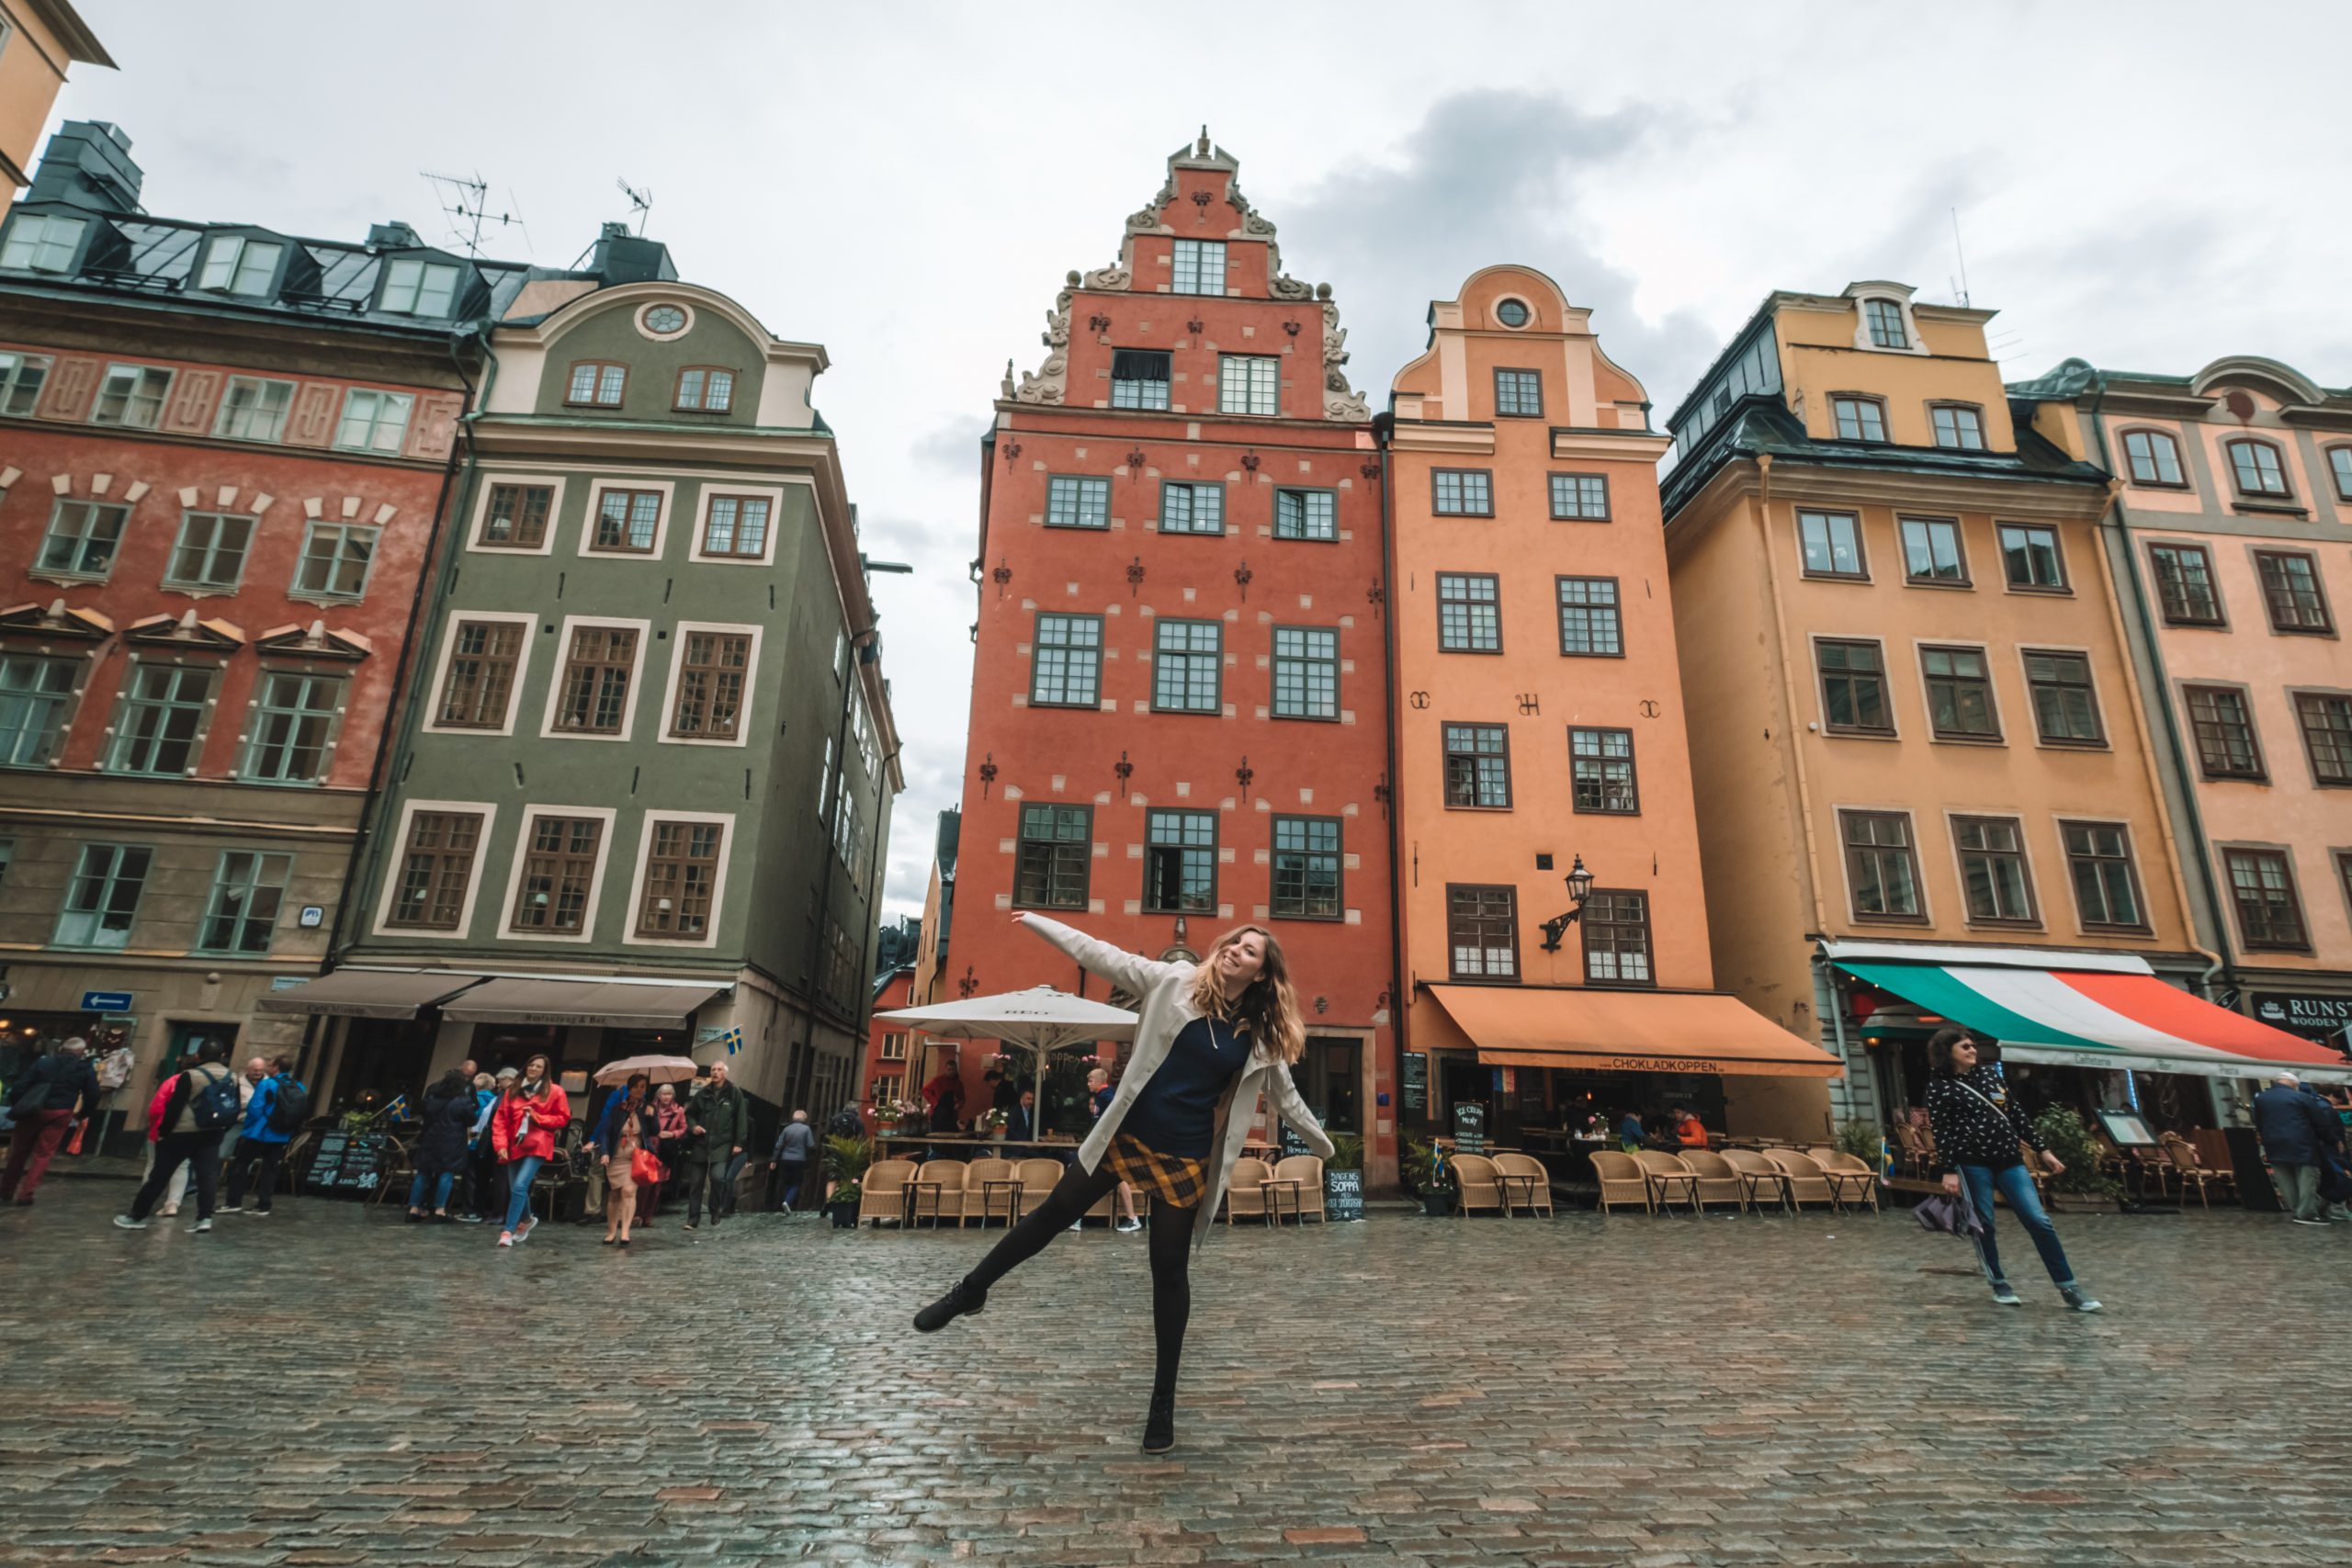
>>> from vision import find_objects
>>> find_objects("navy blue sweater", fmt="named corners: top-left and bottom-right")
top-left (1118, 1015), bottom-right (1249, 1159)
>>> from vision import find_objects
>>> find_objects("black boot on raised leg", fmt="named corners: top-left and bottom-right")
top-left (913, 1278), bottom-right (988, 1333)
top-left (1141, 1393), bottom-right (1176, 1455)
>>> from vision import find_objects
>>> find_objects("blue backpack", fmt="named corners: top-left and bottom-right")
top-left (190, 1067), bottom-right (243, 1133)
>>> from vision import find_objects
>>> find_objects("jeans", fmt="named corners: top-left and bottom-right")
top-left (686, 1151), bottom-right (749, 1224)
top-left (503, 1154), bottom-right (546, 1233)
top-left (1, 1110), bottom-right (77, 1201)
top-left (1959, 1162), bottom-right (2076, 1288)
top-left (2273, 1161), bottom-right (2321, 1220)
top-left (130, 1132), bottom-right (224, 1222)
top-left (408, 1170), bottom-right (457, 1212)
top-left (222, 1140), bottom-right (288, 1212)
top-left (772, 1159), bottom-right (808, 1211)
top-left (471, 1147), bottom-right (506, 1220)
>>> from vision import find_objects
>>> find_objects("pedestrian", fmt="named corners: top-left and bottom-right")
top-left (2, 1037), bottom-right (102, 1208)
top-left (682, 1060), bottom-right (750, 1232)
top-left (1087, 1065), bottom-right (1144, 1234)
top-left (928, 1075), bottom-right (964, 1137)
top-left (221, 1055), bottom-right (307, 1217)
top-left (405, 1068), bottom-right (478, 1222)
top-left (642, 1081), bottom-right (688, 1218)
top-left (115, 1041), bottom-right (242, 1233)
top-left (2253, 1070), bottom-right (2345, 1225)
top-left (461, 1068), bottom-right (513, 1224)
top-left (593, 1072), bottom-right (655, 1247)
top-left (1926, 1029), bottom-right (2100, 1311)
top-left (144, 1046), bottom-right (250, 1218)
top-left (492, 1054), bottom-right (570, 1247)
top-left (914, 913), bottom-right (1334, 1456)
top-left (769, 1108), bottom-right (818, 1213)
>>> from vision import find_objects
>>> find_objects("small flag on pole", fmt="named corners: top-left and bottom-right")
top-left (722, 1027), bottom-right (743, 1056)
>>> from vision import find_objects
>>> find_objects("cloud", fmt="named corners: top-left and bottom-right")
top-left (910, 415), bottom-right (990, 476)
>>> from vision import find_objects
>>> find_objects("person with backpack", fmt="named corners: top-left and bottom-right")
top-left (768, 1108), bottom-right (819, 1213)
top-left (221, 1056), bottom-right (307, 1217)
top-left (2, 1037), bottom-right (102, 1208)
top-left (1926, 1029), bottom-right (2100, 1313)
top-left (116, 1041), bottom-right (242, 1233)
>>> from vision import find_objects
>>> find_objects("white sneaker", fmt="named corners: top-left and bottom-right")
top-left (1116, 1219), bottom-right (1143, 1233)
top-left (219, 1204), bottom-right (245, 1215)
top-left (187, 1219), bottom-right (212, 1234)
top-left (497, 1232), bottom-right (514, 1247)
top-left (112, 1214), bottom-right (148, 1231)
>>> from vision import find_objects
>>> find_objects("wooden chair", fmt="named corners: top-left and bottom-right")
top-left (1012, 1157), bottom-right (1067, 1222)
top-left (1678, 1148), bottom-right (1747, 1213)
top-left (2160, 1132), bottom-right (2227, 1208)
top-left (1807, 1147), bottom-right (1881, 1212)
top-left (1491, 1151), bottom-right (1554, 1217)
top-left (1452, 1153), bottom-right (1506, 1217)
top-left (1271, 1154), bottom-right (1326, 1223)
top-left (1762, 1149), bottom-right (1837, 1210)
top-left (2188, 1129), bottom-right (2239, 1202)
top-left (1633, 1149), bottom-right (1701, 1214)
top-left (910, 1158), bottom-right (966, 1227)
top-left (962, 1157), bottom-right (1018, 1227)
top-left (1890, 1122), bottom-right (1933, 1179)
top-left (1224, 1156), bottom-right (1272, 1224)
top-left (1720, 1148), bottom-right (1791, 1213)
top-left (1588, 1150), bottom-right (1654, 1214)
top-left (858, 1158), bottom-right (916, 1227)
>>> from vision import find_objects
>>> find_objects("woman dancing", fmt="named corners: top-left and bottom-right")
top-left (914, 912), bottom-right (1335, 1454)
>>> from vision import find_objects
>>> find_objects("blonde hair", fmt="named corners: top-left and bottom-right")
top-left (1185, 925), bottom-right (1306, 1065)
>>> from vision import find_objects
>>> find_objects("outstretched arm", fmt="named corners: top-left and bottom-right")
top-left (1265, 1060), bottom-right (1338, 1159)
top-left (1013, 911), bottom-right (1181, 998)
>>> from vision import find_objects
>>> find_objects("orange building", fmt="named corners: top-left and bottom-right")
top-left (0, 3), bottom-right (113, 190)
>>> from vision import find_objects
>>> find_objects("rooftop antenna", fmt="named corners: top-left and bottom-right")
top-left (616, 177), bottom-right (653, 235)
top-left (420, 169), bottom-right (524, 257)
top-left (1949, 207), bottom-right (1971, 308)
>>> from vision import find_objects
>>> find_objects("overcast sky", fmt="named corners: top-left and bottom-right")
top-left (51, 1), bottom-right (2352, 918)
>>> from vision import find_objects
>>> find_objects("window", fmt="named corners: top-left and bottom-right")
top-left (2254, 550), bottom-right (2332, 633)
top-left (1997, 523), bottom-right (2066, 591)
top-left (1442, 723), bottom-right (1510, 808)
top-left (1897, 517), bottom-right (1967, 584)
top-left (293, 524), bottom-right (377, 600)
top-left (2293, 693), bottom-right (2352, 785)
top-left (553, 626), bottom-right (639, 735)
top-left (1144, 808), bottom-right (1216, 914)
top-left (673, 367), bottom-right (735, 412)
top-left (1549, 473), bottom-right (1609, 521)
top-left (1159, 481), bottom-right (1224, 534)
top-left (0, 350), bottom-right (50, 415)
top-left (1014, 804), bottom-right (1091, 909)
top-left (481, 483), bottom-right (552, 548)
top-left (436, 620), bottom-right (523, 728)
top-left (105, 664), bottom-right (214, 775)
top-left (1045, 475), bottom-right (1109, 530)
top-left (643, 305), bottom-right (687, 335)
top-left (2148, 543), bottom-right (2222, 625)
top-left (2184, 684), bottom-right (2263, 779)
top-left (1171, 239), bottom-right (1225, 296)
top-left (1273, 488), bottom-right (1335, 540)
top-left (1816, 639), bottom-right (1893, 734)
top-left (1151, 620), bottom-right (1221, 712)
top-left (2224, 848), bottom-right (2308, 951)
top-left (0, 212), bottom-right (86, 273)
top-left (36, 499), bottom-right (128, 578)
top-left (241, 672), bottom-right (341, 783)
top-left (198, 235), bottom-right (282, 296)
top-left (1954, 817), bottom-right (2035, 924)
top-left (54, 843), bottom-right (152, 949)
top-left (198, 851), bottom-right (290, 954)
top-left (334, 389), bottom-right (413, 452)
top-left (511, 816), bottom-right (602, 933)
top-left (1798, 510), bottom-right (1866, 578)
top-left (1566, 727), bottom-right (1638, 814)
top-left (1921, 646), bottom-right (1999, 740)
top-left (1930, 404), bottom-right (1985, 450)
top-left (1494, 368), bottom-right (1543, 417)
top-left (1272, 627), bottom-right (1337, 719)
top-left (638, 820), bottom-right (724, 938)
top-left (380, 257), bottom-right (461, 317)
top-left (566, 361), bottom-right (628, 408)
top-left (1582, 890), bottom-right (1654, 985)
top-left (817, 735), bottom-right (834, 820)
top-left (1446, 885), bottom-right (1518, 980)
top-left (669, 632), bottom-right (751, 740)
top-left (879, 1032), bottom-right (910, 1062)
top-left (1111, 349), bottom-right (1170, 411)
top-left (164, 512), bottom-right (255, 591)
top-left (700, 495), bottom-right (770, 558)
top-left (90, 365), bottom-right (172, 429)
top-left (1555, 577), bottom-right (1623, 657)
top-left (2061, 822), bottom-right (2144, 930)
top-left (1841, 810), bottom-right (1925, 921)
top-left (592, 488), bottom-right (662, 553)
top-left (1863, 298), bottom-right (1908, 349)
top-left (2023, 649), bottom-right (2104, 745)
top-left (2122, 429), bottom-right (2186, 487)
top-left (2225, 438), bottom-right (2290, 498)
top-left (1029, 613), bottom-right (1102, 707)
top-left (1218, 355), bottom-right (1278, 416)
top-left (0, 655), bottom-right (78, 766)
top-left (213, 376), bottom-right (294, 442)
top-left (2330, 446), bottom-right (2352, 502)
top-left (1272, 817), bottom-right (1340, 919)
top-left (871, 1072), bottom-right (904, 1105)
top-left (1437, 573), bottom-right (1500, 652)
top-left (833, 776), bottom-right (862, 866)
top-left (1495, 298), bottom-right (1532, 328)
top-left (1832, 396), bottom-right (1887, 442)
top-left (1295, 1038), bottom-right (1361, 1133)
top-left (1431, 468), bottom-right (1494, 516)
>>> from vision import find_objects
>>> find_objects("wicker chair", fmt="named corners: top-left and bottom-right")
top-left (1807, 1147), bottom-right (1882, 1212)
top-left (1224, 1156), bottom-right (1272, 1224)
top-left (1491, 1151), bottom-right (1554, 1217)
top-left (1633, 1149), bottom-right (1702, 1213)
top-left (1588, 1150), bottom-right (1654, 1214)
top-left (1012, 1157), bottom-right (1067, 1222)
top-left (1677, 1148), bottom-right (1747, 1213)
top-left (2160, 1132), bottom-right (2227, 1208)
top-left (1270, 1154), bottom-right (1327, 1223)
top-left (858, 1158), bottom-right (917, 1227)
top-left (909, 1158), bottom-right (966, 1227)
top-left (962, 1157), bottom-right (1018, 1227)
top-left (1762, 1149), bottom-right (1837, 1210)
top-left (2188, 1129), bottom-right (2239, 1202)
top-left (1719, 1147), bottom-right (1791, 1213)
top-left (1450, 1153), bottom-right (1505, 1217)
top-left (1891, 1122), bottom-right (1934, 1178)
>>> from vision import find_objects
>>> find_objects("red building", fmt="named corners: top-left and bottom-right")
top-left (951, 132), bottom-right (1397, 1183)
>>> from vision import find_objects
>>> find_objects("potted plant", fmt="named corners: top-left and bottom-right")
top-left (828, 1179), bottom-right (863, 1227)
top-left (824, 1134), bottom-right (871, 1226)
top-left (1404, 1137), bottom-right (1454, 1217)
top-left (980, 1106), bottom-right (1009, 1140)
top-left (1323, 1132), bottom-right (1365, 1222)
top-left (2031, 1106), bottom-right (2124, 1213)
top-left (1833, 1118), bottom-right (1884, 1170)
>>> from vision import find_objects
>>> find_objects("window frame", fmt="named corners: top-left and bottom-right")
top-left (542, 617), bottom-right (650, 742)
top-left (1996, 522), bottom-right (2070, 594)
top-left (1441, 721), bottom-right (1512, 811)
top-left (89, 363), bottom-right (174, 430)
top-left (35, 497), bottom-right (130, 581)
top-left (1270, 814), bottom-right (1343, 921)
top-left (585, 485), bottom-right (666, 556)
top-left (1272, 486), bottom-right (1337, 541)
top-left (0, 211), bottom-right (88, 274)
top-left (1829, 393), bottom-right (1889, 443)
top-left (2290, 689), bottom-right (2352, 788)
top-left (1928, 401), bottom-right (1986, 451)
top-left (628, 814), bottom-right (730, 945)
top-left (1013, 803), bottom-right (1092, 911)
top-left (379, 255), bottom-right (463, 318)
top-left (564, 359), bottom-right (629, 409)
top-left (0, 652), bottom-right (85, 768)
top-left (290, 521), bottom-right (379, 603)
top-left (1493, 367), bottom-right (1544, 419)
top-left (103, 660), bottom-right (217, 777)
top-left (1216, 354), bottom-right (1279, 416)
top-left (1444, 883), bottom-right (1521, 982)
top-left (1548, 472), bottom-right (1611, 522)
top-left (2223, 436), bottom-right (2292, 501)
top-left (0, 349), bottom-right (51, 416)
top-left (1838, 807), bottom-right (1929, 925)
top-left (2019, 646), bottom-right (2107, 749)
top-left (1158, 479), bottom-right (1226, 536)
top-left (1580, 888), bottom-right (1656, 987)
top-left (212, 375), bottom-right (296, 443)
top-left (2251, 547), bottom-right (2335, 635)
top-left (1149, 618), bottom-right (1224, 714)
top-left (501, 808), bottom-right (614, 941)
top-left (163, 510), bottom-right (257, 593)
top-left (1917, 642), bottom-right (2003, 744)
top-left (1862, 298), bottom-right (1910, 349)
top-left (378, 803), bottom-right (492, 935)
top-left (52, 841), bottom-right (154, 951)
top-left (1142, 807), bottom-right (1217, 916)
top-left (1044, 473), bottom-right (1110, 531)
top-left (1897, 515), bottom-right (1970, 587)
top-left (1815, 637), bottom-right (1896, 738)
top-left (2326, 444), bottom-right (2352, 503)
top-left (2181, 682), bottom-right (2267, 782)
top-left (1554, 575), bottom-right (1623, 659)
top-left (426, 613), bottom-right (533, 735)
top-left (2120, 427), bottom-right (2188, 489)
top-left (661, 623), bottom-right (760, 747)
top-left (2058, 818), bottom-right (2150, 934)
top-left (333, 388), bottom-right (414, 453)
top-left (238, 671), bottom-right (344, 785)
top-left (1435, 572), bottom-right (1502, 654)
top-left (672, 366), bottom-right (736, 413)
top-left (1170, 238), bottom-right (1227, 297)
top-left (1568, 726), bottom-right (1640, 815)
top-left (693, 491), bottom-right (776, 564)
top-left (1430, 468), bottom-right (1496, 518)
top-left (1950, 813), bottom-right (2040, 928)
top-left (197, 233), bottom-right (285, 298)
top-left (1110, 348), bottom-right (1171, 412)
top-left (1796, 509), bottom-right (1869, 581)
top-left (2146, 541), bottom-right (2225, 626)
top-left (1271, 625), bottom-right (1340, 722)
top-left (1029, 612), bottom-right (1105, 710)
top-left (469, 476), bottom-right (563, 554)
top-left (2221, 844), bottom-right (2310, 953)
top-left (196, 849), bottom-right (293, 956)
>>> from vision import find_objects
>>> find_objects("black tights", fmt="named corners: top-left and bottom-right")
top-left (961, 1158), bottom-right (1195, 1403)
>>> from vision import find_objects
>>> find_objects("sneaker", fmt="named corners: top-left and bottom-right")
top-left (497, 1232), bottom-right (514, 1247)
top-left (1141, 1393), bottom-right (1176, 1455)
top-left (187, 1218), bottom-right (212, 1234)
top-left (251, 1209), bottom-right (271, 1218)
top-left (1990, 1282), bottom-right (2021, 1306)
top-left (2290, 1215), bottom-right (2330, 1227)
top-left (515, 1216), bottom-right (537, 1243)
top-left (682, 1222), bottom-right (697, 1232)
top-left (456, 1213), bottom-right (484, 1224)
top-left (219, 1204), bottom-right (246, 1215)
top-left (2059, 1286), bottom-right (2104, 1314)
top-left (913, 1279), bottom-right (989, 1334)
top-left (1116, 1218), bottom-right (1143, 1234)
top-left (112, 1214), bottom-right (149, 1231)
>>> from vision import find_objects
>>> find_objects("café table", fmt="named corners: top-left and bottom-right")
top-left (903, 1177), bottom-right (950, 1228)
top-left (975, 1176), bottom-right (1023, 1226)
top-left (1259, 1176), bottom-right (1303, 1226)
top-left (1497, 1170), bottom-right (1541, 1216)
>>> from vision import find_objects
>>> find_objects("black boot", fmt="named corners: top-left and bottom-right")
top-left (913, 1278), bottom-right (988, 1333)
top-left (1141, 1393), bottom-right (1176, 1455)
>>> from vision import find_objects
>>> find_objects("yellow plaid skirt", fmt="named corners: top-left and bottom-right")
top-left (1103, 1133), bottom-right (1209, 1210)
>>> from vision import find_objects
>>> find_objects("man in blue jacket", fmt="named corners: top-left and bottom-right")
top-left (2253, 1071), bottom-right (2343, 1225)
top-left (222, 1057), bottom-right (304, 1217)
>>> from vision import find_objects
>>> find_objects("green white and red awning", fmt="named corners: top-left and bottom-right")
top-left (1825, 942), bottom-right (2352, 1082)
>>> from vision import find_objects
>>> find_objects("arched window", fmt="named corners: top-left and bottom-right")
top-left (2224, 437), bottom-right (2290, 499)
top-left (2119, 428), bottom-right (2185, 488)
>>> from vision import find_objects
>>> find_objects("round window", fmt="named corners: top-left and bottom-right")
top-left (1496, 298), bottom-right (1531, 328)
top-left (644, 304), bottom-right (687, 334)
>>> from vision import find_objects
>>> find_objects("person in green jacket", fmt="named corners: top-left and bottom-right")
top-left (682, 1061), bottom-right (751, 1231)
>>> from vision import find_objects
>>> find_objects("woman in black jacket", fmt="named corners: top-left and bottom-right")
top-left (406, 1069), bottom-right (478, 1223)
top-left (1926, 1030), bottom-right (2100, 1312)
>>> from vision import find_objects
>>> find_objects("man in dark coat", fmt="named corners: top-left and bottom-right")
top-left (3, 1038), bottom-right (102, 1206)
top-left (2253, 1071), bottom-right (2342, 1224)
top-left (683, 1061), bottom-right (751, 1231)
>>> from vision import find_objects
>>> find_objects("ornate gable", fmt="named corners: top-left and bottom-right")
top-left (0, 600), bottom-right (114, 641)
top-left (125, 609), bottom-right (246, 651)
top-left (254, 620), bottom-right (372, 661)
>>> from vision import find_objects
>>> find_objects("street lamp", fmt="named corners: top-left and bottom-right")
top-left (1538, 854), bottom-right (1596, 952)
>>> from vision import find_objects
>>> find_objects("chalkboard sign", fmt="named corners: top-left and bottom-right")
top-left (307, 1132), bottom-right (348, 1190)
top-left (1401, 1052), bottom-right (1428, 1115)
top-left (1453, 1100), bottom-right (1486, 1156)
top-left (1278, 1122), bottom-right (1310, 1161)
top-left (306, 1131), bottom-right (389, 1194)
top-left (1325, 1168), bottom-right (1363, 1222)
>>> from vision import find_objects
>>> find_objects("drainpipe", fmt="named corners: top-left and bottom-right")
top-left (1373, 412), bottom-right (1412, 1169)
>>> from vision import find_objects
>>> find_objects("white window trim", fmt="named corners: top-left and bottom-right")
top-left (333, 387), bottom-right (416, 454)
top-left (635, 301), bottom-right (695, 341)
top-left (369, 797), bottom-right (498, 940)
top-left (212, 375), bottom-right (297, 443)
top-left (1849, 291), bottom-right (1928, 356)
top-left (655, 619), bottom-right (763, 749)
top-left (91, 363), bottom-right (175, 429)
top-left (577, 477), bottom-right (677, 559)
top-left (686, 483), bottom-right (786, 567)
top-left (465, 472), bottom-right (570, 556)
top-left (421, 608), bottom-right (538, 738)
top-left (620, 808), bottom-right (736, 950)
top-left (538, 614), bottom-right (652, 743)
top-left (493, 803), bottom-right (620, 944)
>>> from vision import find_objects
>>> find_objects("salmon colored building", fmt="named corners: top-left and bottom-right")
top-left (951, 133), bottom-right (1396, 1183)
top-left (1383, 266), bottom-right (1838, 1145)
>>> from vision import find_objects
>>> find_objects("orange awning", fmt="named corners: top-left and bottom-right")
top-left (1427, 985), bottom-right (1845, 1078)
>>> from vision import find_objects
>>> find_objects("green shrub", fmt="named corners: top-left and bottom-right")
top-left (1401, 1137), bottom-right (1451, 1197)
top-left (825, 1134), bottom-right (872, 1182)
top-left (1326, 1132), bottom-right (1364, 1172)
top-left (2031, 1106), bottom-right (2122, 1201)
top-left (1833, 1119), bottom-right (1883, 1165)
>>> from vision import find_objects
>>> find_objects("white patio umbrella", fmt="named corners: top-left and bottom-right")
top-left (594, 1054), bottom-right (700, 1087)
top-left (876, 987), bottom-right (1138, 1134)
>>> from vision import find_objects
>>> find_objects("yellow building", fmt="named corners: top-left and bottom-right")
top-left (0, 2), bottom-right (113, 189)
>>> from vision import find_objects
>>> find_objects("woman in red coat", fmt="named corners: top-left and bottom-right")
top-left (492, 1055), bottom-right (570, 1247)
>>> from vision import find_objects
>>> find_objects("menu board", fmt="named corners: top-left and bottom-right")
top-left (307, 1132), bottom-right (348, 1189)
top-left (306, 1131), bottom-right (389, 1193)
top-left (1453, 1100), bottom-right (1486, 1156)
top-left (1401, 1052), bottom-right (1428, 1115)
top-left (1325, 1168), bottom-right (1363, 1223)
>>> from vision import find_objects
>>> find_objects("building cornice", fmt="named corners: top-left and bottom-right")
top-left (1666, 452), bottom-right (2109, 536)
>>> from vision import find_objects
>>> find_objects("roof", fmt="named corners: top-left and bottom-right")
top-left (28, 0), bottom-right (114, 66)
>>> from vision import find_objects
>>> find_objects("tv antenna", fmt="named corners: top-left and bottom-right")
top-left (616, 177), bottom-right (653, 235)
top-left (1949, 207), bottom-right (1972, 308)
top-left (420, 169), bottom-right (526, 257)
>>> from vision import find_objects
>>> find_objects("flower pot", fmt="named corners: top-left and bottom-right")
top-left (1420, 1190), bottom-right (1455, 1218)
top-left (828, 1201), bottom-right (857, 1228)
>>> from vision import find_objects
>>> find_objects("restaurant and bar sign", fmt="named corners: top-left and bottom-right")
top-left (2248, 993), bottom-right (2352, 1048)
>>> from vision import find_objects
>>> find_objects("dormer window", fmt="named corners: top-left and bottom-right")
top-left (0, 212), bottom-right (87, 273)
top-left (2225, 437), bottom-right (2290, 499)
top-left (673, 367), bottom-right (734, 412)
top-left (380, 257), bottom-right (461, 316)
top-left (1832, 395), bottom-right (1888, 443)
top-left (1172, 239), bottom-right (1226, 296)
top-left (1929, 403), bottom-right (1985, 450)
top-left (567, 361), bottom-right (628, 408)
top-left (198, 235), bottom-right (284, 297)
top-left (1863, 299), bottom-right (1908, 349)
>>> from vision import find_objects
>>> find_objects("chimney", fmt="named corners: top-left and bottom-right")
top-left (26, 121), bottom-right (143, 215)
top-left (367, 220), bottom-right (421, 251)
top-left (589, 220), bottom-right (676, 285)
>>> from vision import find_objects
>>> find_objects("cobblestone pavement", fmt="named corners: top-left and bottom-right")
top-left (3, 1180), bottom-right (2349, 1567)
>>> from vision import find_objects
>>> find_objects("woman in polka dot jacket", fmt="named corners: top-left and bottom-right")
top-left (1926, 1030), bottom-right (2101, 1313)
